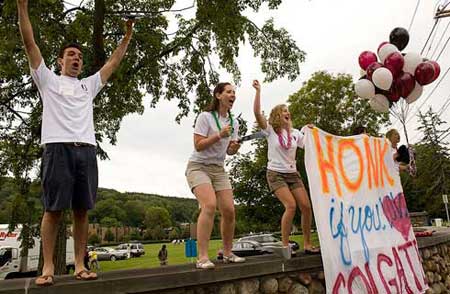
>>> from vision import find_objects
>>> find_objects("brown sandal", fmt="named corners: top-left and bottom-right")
top-left (75, 270), bottom-right (97, 281)
top-left (35, 275), bottom-right (54, 286)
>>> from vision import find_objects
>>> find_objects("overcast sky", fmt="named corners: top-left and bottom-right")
top-left (94, 0), bottom-right (450, 198)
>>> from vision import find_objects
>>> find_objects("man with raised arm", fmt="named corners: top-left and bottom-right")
top-left (17, 0), bottom-right (134, 286)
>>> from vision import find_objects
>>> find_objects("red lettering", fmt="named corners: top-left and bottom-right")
top-left (378, 253), bottom-right (394, 294)
top-left (398, 241), bottom-right (424, 291)
top-left (392, 246), bottom-right (413, 294)
top-left (364, 262), bottom-right (379, 294)
top-left (332, 273), bottom-right (346, 294)
top-left (348, 266), bottom-right (373, 294)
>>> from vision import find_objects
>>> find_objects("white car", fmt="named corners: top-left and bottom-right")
top-left (94, 247), bottom-right (128, 261)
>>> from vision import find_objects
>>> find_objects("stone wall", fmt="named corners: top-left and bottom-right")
top-left (422, 243), bottom-right (450, 294)
top-left (2, 228), bottom-right (450, 294)
top-left (152, 270), bottom-right (326, 294)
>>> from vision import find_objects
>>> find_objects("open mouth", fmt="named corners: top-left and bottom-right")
top-left (229, 98), bottom-right (235, 107)
top-left (72, 62), bottom-right (80, 70)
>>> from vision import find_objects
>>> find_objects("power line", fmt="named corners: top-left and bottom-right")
top-left (425, 18), bottom-right (442, 57)
top-left (438, 94), bottom-right (450, 116)
top-left (421, 19), bottom-right (440, 55)
top-left (435, 34), bottom-right (450, 61)
top-left (431, 20), bottom-right (450, 59)
top-left (409, 0), bottom-right (421, 31)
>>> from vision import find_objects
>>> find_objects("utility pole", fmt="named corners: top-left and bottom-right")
top-left (436, 3), bottom-right (450, 19)
top-left (443, 194), bottom-right (449, 224)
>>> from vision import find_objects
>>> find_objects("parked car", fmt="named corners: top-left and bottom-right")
top-left (116, 243), bottom-right (145, 257)
top-left (238, 233), bottom-right (300, 251)
top-left (94, 247), bottom-right (128, 261)
top-left (231, 240), bottom-right (272, 257)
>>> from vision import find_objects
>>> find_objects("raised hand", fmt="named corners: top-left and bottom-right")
top-left (125, 19), bottom-right (135, 39)
top-left (252, 80), bottom-right (260, 91)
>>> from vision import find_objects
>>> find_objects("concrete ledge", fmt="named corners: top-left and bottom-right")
top-left (0, 253), bottom-right (323, 294)
top-left (2, 229), bottom-right (450, 294)
top-left (417, 227), bottom-right (450, 248)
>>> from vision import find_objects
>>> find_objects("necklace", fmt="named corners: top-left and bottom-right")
top-left (278, 128), bottom-right (292, 150)
top-left (212, 111), bottom-right (234, 135)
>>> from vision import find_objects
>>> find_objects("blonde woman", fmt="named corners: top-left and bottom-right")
top-left (185, 82), bottom-right (245, 269)
top-left (252, 80), bottom-right (319, 257)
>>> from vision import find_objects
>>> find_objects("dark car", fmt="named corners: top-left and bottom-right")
top-left (238, 233), bottom-right (300, 251)
top-left (231, 240), bottom-right (272, 257)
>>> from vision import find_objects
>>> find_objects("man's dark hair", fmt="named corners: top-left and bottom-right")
top-left (58, 43), bottom-right (83, 58)
top-left (351, 125), bottom-right (367, 135)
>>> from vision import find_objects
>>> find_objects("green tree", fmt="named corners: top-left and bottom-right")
top-left (90, 198), bottom-right (126, 224)
top-left (288, 71), bottom-right (389, 135)
top-left (144, 206), bottom-right (171, 230)
top-left (104, 228), bottom-right (115, 242)
top-left (1, 0), bottom-right (305, 272)
top-left (100, 216), bottom-right (121, 228)
top-left (402, 108), bottom-right (450, 217)
top-left (88, 233), bottom-right (101, 245)
top-left (168, 227), bottom-right (181, 240)
top-left (123, 200), bottom-right (145, 228)
top-left (230, 71), bottom-right (389, 229)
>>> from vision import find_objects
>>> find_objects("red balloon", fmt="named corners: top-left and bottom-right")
top-left (394, 72), bottom-right (415, 98)
top-left (378, 42), bottom-right (389, 53)
top-left (384, 52), bottom-right (404, 78)
top-left (427, 61), bottom-right (440, 82)
top-left (387, 85), bottom-right (401, 102)
top-left (415, 62), bottom-right (435, 86)
top-left (366, 62), bottom-right (383, 80)
top-left (359, 51), bottom-right (378, 71)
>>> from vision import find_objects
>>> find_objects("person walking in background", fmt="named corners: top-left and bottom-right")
top-left (88, 249), bottom-right (100, 271)
top-left (158, 245), bottom-right (168, 266)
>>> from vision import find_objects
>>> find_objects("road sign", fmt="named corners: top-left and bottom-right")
top-left (443, 194), bottom-right (448, 204)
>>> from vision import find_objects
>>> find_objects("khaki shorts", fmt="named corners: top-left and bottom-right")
top-left (185, 161), bottom-right (232, 192)
top-left (266, 170), bottom-right (305, 193)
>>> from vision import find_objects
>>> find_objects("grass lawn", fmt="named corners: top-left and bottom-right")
top-left (97, 233), bottom-right (319, 272)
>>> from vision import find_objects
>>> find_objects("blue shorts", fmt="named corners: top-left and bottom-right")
top-left (41, 143), bottom-right (98, 211)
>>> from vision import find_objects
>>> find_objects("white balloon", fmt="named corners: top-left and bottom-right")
top-left (355, 79), bottom-right (375, 99)
top-left (372, 67), bottom-right (393, 90)
top-left (378, 43), bottom-right (399, 63)
top-left (403, 52), bottom-right (422, 74)
top-left (405, 82), bottom-right (423, 104)
top-left (369, 94), bottom-right (390, 112)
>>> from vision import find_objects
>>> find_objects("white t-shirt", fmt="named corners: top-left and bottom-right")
top-left (262, 124), bottom-right (305, 173)
top-left (31, 60), bottom-right (104, 145)
top-left (189, 111), bottom-right (239, 165)
top-left (392, 147), bottom-right (400, 172)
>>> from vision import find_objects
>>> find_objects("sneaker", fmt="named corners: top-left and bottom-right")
top-left (280, 246), bottom-right (292, 260)
top-left (196, 259), bottom-right (215, 269)
top-left (223, 253), bottom-right (246, 263)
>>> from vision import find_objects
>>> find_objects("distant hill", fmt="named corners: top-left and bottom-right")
top-left (0, 177), bottom-right (198, 225)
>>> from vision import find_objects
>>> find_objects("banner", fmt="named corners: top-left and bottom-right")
top-left (303, 127), bottom-right (427, 294)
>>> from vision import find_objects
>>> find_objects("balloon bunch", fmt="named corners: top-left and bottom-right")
top-left (355, 27), bottom-right (441, 112)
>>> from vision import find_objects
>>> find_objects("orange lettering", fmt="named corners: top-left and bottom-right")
top-left (312, 128), bottom-right (342, 197)
top-left (364, 137), bottom-right (380, 189)
top-left (338, 139), bottom-right (364, 193)
top-left (376, 139), bottom-right (394, 187)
